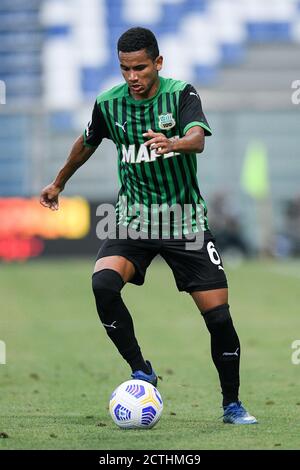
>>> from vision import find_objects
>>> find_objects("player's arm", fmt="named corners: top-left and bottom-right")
top-left (143, 126), bottom-right (204, 155)
top-left (40, 101), bottom-right (109, 211)
top-left (40, 136), bottom-right (96, 210)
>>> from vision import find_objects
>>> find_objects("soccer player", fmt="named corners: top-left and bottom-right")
top-left (40, 27), bottom-right (257, 424)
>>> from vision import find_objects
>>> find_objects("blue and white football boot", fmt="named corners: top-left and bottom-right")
top-left (223, 401), bottom-right (257, 424)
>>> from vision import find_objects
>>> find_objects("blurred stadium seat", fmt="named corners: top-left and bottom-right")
top-left (1, 0), bottom-right (300, 104)
top-left (39, 0), bottom-right (300, 104)
top-left (0, 0), bottom-right (42, 101)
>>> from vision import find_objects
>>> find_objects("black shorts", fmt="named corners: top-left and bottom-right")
top-left (96, 230), bottom-right (228, 293)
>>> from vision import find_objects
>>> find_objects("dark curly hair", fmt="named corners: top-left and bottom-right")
top-left (117, 27), bottom-right (159, 61)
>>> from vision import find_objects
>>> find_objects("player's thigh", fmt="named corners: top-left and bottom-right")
top-left (93, 255), bottom-right (135, 284)
top-left (161, 232), bottom-right (228, 294)
top-left (191, 288), bottom-right (228, 313)
top-left (94, 238), bottom-right (160, 286)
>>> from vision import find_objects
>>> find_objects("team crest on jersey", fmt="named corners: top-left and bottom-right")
top-left (158, 113), bottom-right (176, 130)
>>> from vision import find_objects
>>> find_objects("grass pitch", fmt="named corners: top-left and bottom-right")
top-left (1, 258), bottom-right (300, 450)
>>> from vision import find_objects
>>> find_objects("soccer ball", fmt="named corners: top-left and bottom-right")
top-left (109, 379), bottom-right (163, 429)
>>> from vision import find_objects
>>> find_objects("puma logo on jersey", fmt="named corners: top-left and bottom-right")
top-left (190, 92), bottom-right (200, 99)
top-left (85, 120), bottom-right (92, 137)
top-left (121, 142), bottom-right (180, 164)
top-left (115, 121), bottom-right (127, 133)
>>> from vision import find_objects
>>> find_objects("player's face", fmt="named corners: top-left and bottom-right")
top-left (119, 49), bottom-right (163, 100)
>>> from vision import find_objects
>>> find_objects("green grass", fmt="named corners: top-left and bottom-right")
top-left (1, 258), bottom-right (300, 450)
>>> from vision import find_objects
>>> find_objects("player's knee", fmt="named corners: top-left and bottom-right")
top-left (92, 269), bottom-right (124, 309)
top-left (201, 303), bottom-right (232, 328)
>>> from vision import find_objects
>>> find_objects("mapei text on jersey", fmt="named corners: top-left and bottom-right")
top-left (121, 141), bottom-right (180, 164)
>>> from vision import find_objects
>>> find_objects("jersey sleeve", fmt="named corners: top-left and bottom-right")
top-left (83, 101), bottom-right (110, 148)
top-left (178, 84), bottom-right (212, 137)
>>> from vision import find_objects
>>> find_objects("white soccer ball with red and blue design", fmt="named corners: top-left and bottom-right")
top-left (109, 379), bottom-right (163, 429)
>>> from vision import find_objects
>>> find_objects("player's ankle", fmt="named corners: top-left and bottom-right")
top-left (131, 360), bottom-right (151, 374)
top-left (223, 397), bottom-right (239, 407)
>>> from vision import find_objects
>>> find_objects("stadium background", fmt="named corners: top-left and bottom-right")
top-left (1, 0), bottom-right (300, 451)
top-left (1, 0), bottom-right (300, 259)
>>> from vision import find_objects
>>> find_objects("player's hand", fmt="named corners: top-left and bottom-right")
top-left (39, 183), bottom-right (62, 211)
top-left (143, 129), bottom-right (174, 155)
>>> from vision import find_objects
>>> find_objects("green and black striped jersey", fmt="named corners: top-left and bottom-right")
top-left (83, 76), bottom-right (212, 237)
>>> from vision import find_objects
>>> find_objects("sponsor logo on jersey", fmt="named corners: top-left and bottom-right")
top-left (158, 113), bottom-right (176, 130)
top-left (121, 142), bottom-right (180, 164)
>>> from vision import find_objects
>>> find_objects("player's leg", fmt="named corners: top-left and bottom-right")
top-left (161, 235), bottom-right (257, 423)
top-left (191, 288), bottom-right (257, 423)
top-left (92, 256), bottom-right (149, 374)
top-left (92, 241), bottom-right (158, 385)
top-left (190, 288), bottom-right (241, 407)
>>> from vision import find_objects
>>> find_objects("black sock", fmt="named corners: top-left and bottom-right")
top-left (92, 269), bottom-right (149, 374)
top-left (202, 304), bottom-right (240, 407)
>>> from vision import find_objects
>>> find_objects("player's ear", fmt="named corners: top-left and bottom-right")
top-left (155, 55), bottom-right (163, 72)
